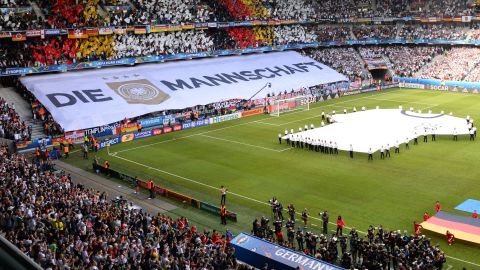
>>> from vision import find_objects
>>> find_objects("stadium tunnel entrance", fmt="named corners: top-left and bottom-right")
top-left (369, 68), bottom-right (389, 81)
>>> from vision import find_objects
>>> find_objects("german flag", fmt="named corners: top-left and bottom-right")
top-left (134, 27), bottom-right (147, 35)
top-left (12, 33), bottom-right (26, 41)
top-left (68, 29), bottom-right (88, 39)
top-left (421, 211), bottom-right (480, 244)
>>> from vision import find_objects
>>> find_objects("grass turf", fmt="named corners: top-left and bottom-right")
top-left (66, 88), bottom-right (480, 269)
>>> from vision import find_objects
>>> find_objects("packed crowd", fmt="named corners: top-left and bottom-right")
top-left (263, 0), bottom-right (316, 21)
top-left (353, 25), bottom-right (397, 40)
top-left (127, 0), bottom-right (213, 25)
top-left (399, 24), bottom-right (470, 40)
top-left (304, 48), bottom-right (370, 82)
top-left (273, 25), bottom-right (317, 45)
top-left (418, 47), bottom-right (480, 81)
top-left (39, 0), bottom-right (87, 28)
top-left (0, 145), bottom-right (257, 270)
top-left (0, 0), bottom-right (35, 31)
top-left (315, 26), bottom-right (351, 42)
top-left (428, 0), bottom-right (474, 17)
top-left (114, 30), bottom-right (215, 58)
top-left (0, 97), bottom-right (30, 141)
top-left (356, 46), bottom-right (445, 78)
top-left (464, 65), bottom-right (480, 82)
top-left (384, 46), bottom-right (444, 77)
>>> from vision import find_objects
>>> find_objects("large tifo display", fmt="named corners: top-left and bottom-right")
top-left (284, 109), bottom-right (470, 153)
top-left (20, 51), bottom-right (347, 131)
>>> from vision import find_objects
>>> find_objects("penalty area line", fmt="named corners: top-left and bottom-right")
top-left (198, 134), bottom-right (286, 152)
top-left (108, 152), bottom-right (480, 267)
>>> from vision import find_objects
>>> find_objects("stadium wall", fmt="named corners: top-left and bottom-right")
top-left (92, 163), bottom-right (238, 221)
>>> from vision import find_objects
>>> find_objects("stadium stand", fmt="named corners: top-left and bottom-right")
top-left (304, 48), bottom-right (371, 82)
top-left (0, 145), bottom-right (256, 269)
top-left (418, 47), bottom-right (480, 81)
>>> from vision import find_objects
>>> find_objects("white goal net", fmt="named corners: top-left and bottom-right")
top-left (269, 95), bottom-right (313, 117)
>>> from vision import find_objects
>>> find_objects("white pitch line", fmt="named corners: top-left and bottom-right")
top-left (116, 119), bottom-right (266, 153)
top-left (198, 134), bottom-right (283, 152)
top-left (254, 121), bottom-right (281, 126)
top-left (109, 152), bottom-right (480, 267)
top-left (365, 97), bottom-right (436, 106)
top-left (445, 256), bottom-right (480, 267)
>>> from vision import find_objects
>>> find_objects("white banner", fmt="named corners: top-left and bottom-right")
top-left (21, 51), bottom-right (348, 131)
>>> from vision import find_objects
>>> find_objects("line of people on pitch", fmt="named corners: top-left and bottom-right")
top-left (278, 125), bottom-right (340, 155)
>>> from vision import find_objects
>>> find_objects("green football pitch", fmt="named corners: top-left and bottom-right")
top-left (67, 88), bottom-right (480, 269)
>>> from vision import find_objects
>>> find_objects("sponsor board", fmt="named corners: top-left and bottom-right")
top-left (241, 107), bottom-right (264, 117)
top-left (138, 115), bottom-right (175, 128)
top-left (399, 81), bottom-right (479, 93)
top-left (163, 126), bottom-right (173, 133)
top-left (152, 128), bottom-right (163, 135)
top-left (173, 124), bottom-right (182, 131)
top-left (182, 119), bottom-right (209, 130)
top-left (342, 90), bottom-right (361, 96)
top-left (399, 82), bottom-right (425, 89)
top-left (133, 130), bottom-right (153, 140)
top-left (99, 137), bottom-right (121, 149)
top-left (209, 112), bottom-right (242, 124)
top-left (85, 123), bottom-right (119, 137)
top-left (231, 233), bottom-right (343, 270)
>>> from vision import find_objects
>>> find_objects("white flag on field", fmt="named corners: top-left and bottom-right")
top-left (21, 51), bottom-right (348, 131)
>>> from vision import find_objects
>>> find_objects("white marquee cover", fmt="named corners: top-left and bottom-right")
top-left (285, 109), bottom-right (470, 153)
top-left (20, 51), bottom-right (348, 131)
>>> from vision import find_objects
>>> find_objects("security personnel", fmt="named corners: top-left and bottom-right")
top-left (147, 179), bottom-right (154, 199)
top-left (349, 144), bottom-right (353, 159)
top-left (414, 132), bottom-right (418, 145)
top-left (278, 133), bottom-right (282, 144)
top-left (385, 144), bottom-right (391, 158)
top-left (35, 147), bottom-right (41, 161)
top-left (137, 122), bottom-right (142, 132)
top-left (59, 137), bottom-right (65, 149)
top-left (453, 128), bottom-right (458, 141)
top-left (431, 128), bottom-right (436, 141)
top-left (82, 143), bottom-right (88, 159)
top-left (63, 145), bottom-right (69, 158)
top-left (368, 148), bottom-right (373, 161)
top-left (423, 129), bottom-right (428, 143)
top-left (104, 160), bottom-right (110, 177)
top-left (405, 137), bottom-right (410, 149)
top-left (68, 138), bottom-right (74, 149)
top-left (380, 145), bottom-right (385, 159)
top-left (470, 128), bottom-right (475, 141)
top-left (220, 204), bottom-right (227, 225)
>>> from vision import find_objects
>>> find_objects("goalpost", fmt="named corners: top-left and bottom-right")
top-left (269, 95), bottom-right (313, 117)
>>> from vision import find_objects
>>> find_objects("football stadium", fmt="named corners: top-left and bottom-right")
top-left (1, 1), bottom-right (480, 270)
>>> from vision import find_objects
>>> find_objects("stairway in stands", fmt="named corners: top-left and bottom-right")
top-left (0, 85), bottom-right (45, 140)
